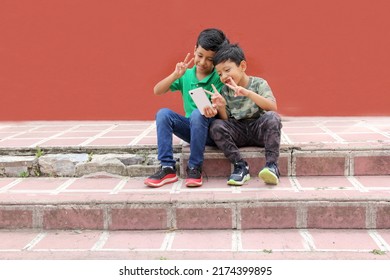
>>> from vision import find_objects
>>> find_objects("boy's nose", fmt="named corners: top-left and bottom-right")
top-left (221, 73), bottom-right (228, 81)
top-left (199, 58), bottom-right (207, 65)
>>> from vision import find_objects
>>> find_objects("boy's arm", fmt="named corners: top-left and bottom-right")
top-left (153, 53), bottom-right (194, 95)
top-left (244, 90), bottom-right (277, 111)
top-left (153, 72), bottom-right (180, 95)
top-left (226, 78), bottom-right (277, 111)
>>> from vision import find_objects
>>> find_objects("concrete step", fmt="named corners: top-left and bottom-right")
top-left (1, 228), bottom-right (389, 260)
top-left (183, 144), bottom-right (390, 177)
top-left (1, 175), bottom-right (390, 231)
top-left (1, 141), bottom-right (390, 178)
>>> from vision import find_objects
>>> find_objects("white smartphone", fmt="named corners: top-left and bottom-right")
top-left (188, 87), bottom-right (212, 115)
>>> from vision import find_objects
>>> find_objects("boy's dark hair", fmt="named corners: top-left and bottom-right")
top-left (196, 28), bottom-right (229, 52)
top-left (213, 43), bottom-right (246, 66)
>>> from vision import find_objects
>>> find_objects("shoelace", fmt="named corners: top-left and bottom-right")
top-left (157, 167), bottom-right (174, 177)
top-left (187, 167), bottom-right (200, 178)
top-left (187, 167), bottom-right (208, 181)
top-left (265, 162), bottom-right (280, 177)
top-left (233, 163), bottom-right (245, 175)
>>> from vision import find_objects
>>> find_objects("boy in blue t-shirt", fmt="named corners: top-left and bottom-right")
top-left (144, 28), bottom-right (229, 188)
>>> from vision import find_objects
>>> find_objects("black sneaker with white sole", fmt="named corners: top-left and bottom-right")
top-left (227, 160), bottom-right (250, 186)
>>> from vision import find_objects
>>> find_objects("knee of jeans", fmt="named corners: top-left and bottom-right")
top-left (189, 109), bottom-right (201, 119)
top-left (189, 109), bottom-right (206, 125)
top-left (156, 108), bottom-right (172, 122)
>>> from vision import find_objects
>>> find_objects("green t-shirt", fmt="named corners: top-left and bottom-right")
top-left (221, 76), bottom-right (276, 120)
top-left (170, 66), bottom-right (223, 117)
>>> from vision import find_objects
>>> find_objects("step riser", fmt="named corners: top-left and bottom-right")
top-left (1, 148), bottom-right (390, 178)
top-left (182, 149), bottom-right (390, 177)
top-left (1, 202), bottom-right (390, 230)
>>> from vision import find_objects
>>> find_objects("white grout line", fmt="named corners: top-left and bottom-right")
top-left (93, 248), bottom-right (311, 253)
top-left (51, 178), bottom-right (77, 195)
top-left (110, 178), bottom-right (129, 194)
top-left (78, 124), bottom-right (119, 146)
top-left (61, 189), bottom-right (123, 193)
top-left (32, 249), bottom-right (92, 252)
top-left (289, 176), bottom-right (302, 192)
top-left (314, 249), bottom-right (376, 253)
top-left (281, 130), bottom-right (293, 144)
top-left (317, 122), bottom-right (346, 142)
top-left (4, 247), bottom-right (378, 253)
top-left (232, 230), bottom-right (242, 251)
top-left (161, 231), bottom-right (176, 251)
top-left (29, 125), bottom-right (83, 147)
top-left (129, 122), bottom-right (156, 145)
top-left (368, 230), bottom-right (390, 251)
top-left (347, 176), bottom-right (369, 192)
top-left (119, 189), bottom-right (172, 194)
top-left (299, 229), bottom-right (316, 251)
top-left (170, 179), bottom-right (183, 194)
top-left (23, 232), bottom-right (47, 251)
top-left (0, 125), bottom-right (46, 143)
top-left (179, 187), bottom-right (240, 193)
top-left (0, 178), bottom-right (24, 193)
top-left (364, 122), bottom-right (390, 139)
top-left (91, 231), bottom-right (110, 251)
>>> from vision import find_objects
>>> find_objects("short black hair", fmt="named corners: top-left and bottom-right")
top-left (213, 43), bottom-right (246, 66)
top-left (196, 28), bottom-right (229, 52)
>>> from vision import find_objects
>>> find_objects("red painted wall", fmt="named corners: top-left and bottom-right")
top-left (1, 0), bottom-right (389, 120)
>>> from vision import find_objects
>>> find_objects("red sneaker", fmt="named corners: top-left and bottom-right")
top-left (144, 166), bottom-right (178, 188)
top-left (185, 166), bottom-right (202, 187)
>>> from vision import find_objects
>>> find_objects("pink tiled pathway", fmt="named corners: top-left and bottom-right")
top-left (0, 229), bottom-right (389, 260)
top-left (0, 117), bottom-right (389, 148)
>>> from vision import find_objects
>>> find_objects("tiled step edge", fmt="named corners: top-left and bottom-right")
top-left (1, 200), bottom-right (390, 230)
top-left (1, 145), bottom-right (390, 177)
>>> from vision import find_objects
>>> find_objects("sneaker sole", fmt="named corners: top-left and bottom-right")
top-left (227, 174), bottom-right (250, 186)
top-left (144, 176), bottom-right (178, 188)
top-left (185, 180), bottom-right (202, 188)
top-left (258, 169), bottom-right (278, 185)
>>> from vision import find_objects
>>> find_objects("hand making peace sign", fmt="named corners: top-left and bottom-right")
top-left (225, 77), bottom-right (249, 97)
top-left (204, 84), bottom-right (226, 110)
top-left (174, 53), bottom-right (194, 78)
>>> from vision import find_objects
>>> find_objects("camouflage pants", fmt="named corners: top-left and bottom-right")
top-left (209, 111), bottom-right (282, 164)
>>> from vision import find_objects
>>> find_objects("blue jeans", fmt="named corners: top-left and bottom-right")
top-left (155, 108), bottom-right (215, 168)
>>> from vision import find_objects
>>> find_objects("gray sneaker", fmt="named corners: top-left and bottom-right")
top-left (258, 162), bottom-right (280, 185)
top-left (227, 161), bottom-right (250, 186)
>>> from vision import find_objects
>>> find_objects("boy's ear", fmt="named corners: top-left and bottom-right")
top-left (239, 60), bottom-right (247, 71)
top-left (193, 45), bottom-right (197, 54)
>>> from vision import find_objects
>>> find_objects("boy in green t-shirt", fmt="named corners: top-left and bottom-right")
top-left (208, 43), bottom-right (282, 186)
top-left (144, 28), bottom-right (229, 188)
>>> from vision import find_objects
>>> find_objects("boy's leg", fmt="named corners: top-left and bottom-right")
top-left (188, 109), bottom-right (215, 168)
top-left (145, 108), bottom-right (190, 187)
top-left (209, 119), bottom-right (251, 186)
top-left (209, 118), bottom-right (249, 163)
top-left (185, 109), bottom-right (215, 187)
top-left (250, 111), bottom-right (282, 184)
top-left (250, 111), bottom-right (282, 163)
top-left (155, 108), bottom-right (190, 167)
